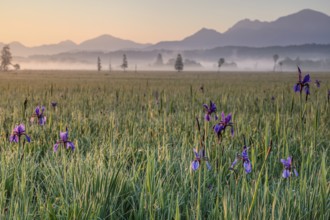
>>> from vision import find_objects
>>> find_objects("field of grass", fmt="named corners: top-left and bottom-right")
top-left (0, 70), bottom-right (329, 219)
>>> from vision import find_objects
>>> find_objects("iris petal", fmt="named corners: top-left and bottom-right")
top-left (230, 126), bottom-right (234, 137)
top-left (244, 160), bottom-right (252, 173)
top-left (191, 160), bottom-right (200, 171)
top-left (281, 158), bottom-right (289, 167)
top-left (25, 135), bottom-right (31, 143)
top-left (60, 131), bottom-right (68, 142)
top-left (282, 169), bottom-right (290, 178)
top-left (294, 169), bottom-right (299, 177)
top-left (53, 143), bottom-right (59, 152)
top-left (66, 142), bottom-right (75, 151)
top-left (230, 158), bottom-right (238, 169)
top-left (302, 74), bottom-right (310, 84)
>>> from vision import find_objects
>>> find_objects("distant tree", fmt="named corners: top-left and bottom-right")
top-left (279, 61), bottom-right (283, 72)
top-left (218, 58), bottom-right (225, 72)
top-left (155, 53), bottom-right (164, 66)
top-left (174, 54), bottom-right (184, 72)
top-left (273, 54), bottom-right (279, 72)
top-left (1, 45), bottom-right (12, 71)
top-left (121, 54), bottom-right (128, 71)
top-left (13, 64), bottom-right (20, 70)
top-left (97, 56), bottom-right (102, 71)
top-left (109, 58), bottom-right (112, 72)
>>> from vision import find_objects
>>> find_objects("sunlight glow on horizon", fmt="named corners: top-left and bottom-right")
top-left (1, 0), bottom-right (329, 46)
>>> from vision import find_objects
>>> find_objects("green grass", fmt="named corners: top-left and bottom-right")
top-left (0, 70), bottom-right (329, 219)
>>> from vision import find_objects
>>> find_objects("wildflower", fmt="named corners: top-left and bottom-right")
top-left (213, 112), bottom-right (234, 139)
top-left (203, 101), bottom-right (217, 121)
top-left (191, 148), bottom-right (211, 171)
top-left (10, 124), bottom-right (31, 143)
top-left (230, 146), bottom-right (252, 173)
top-left (53, 128), bottom-right (75, 152)
top-left (30, 106), bottom-right (47, 125)
top-left (280, 156), bottom-right (298, 178)
top-left (328, 90), bottom-right (330, 103)
top-left (315, 80), bottom-right (321, 88)
top-left (294, 66), bottom-right (310, 100)
top-left (51, 102), bottom-right (57, 109)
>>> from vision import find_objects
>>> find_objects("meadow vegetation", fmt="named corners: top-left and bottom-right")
top-left (0, 70), bottom-right (329, 219)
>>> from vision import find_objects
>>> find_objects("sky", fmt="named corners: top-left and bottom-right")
top-left (1, 0), bottom-right (330, 46)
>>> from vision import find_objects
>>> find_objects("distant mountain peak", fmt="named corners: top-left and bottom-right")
top-left (276, 8), bottom-right (330, 21)
top-left (183, 28), bottom-right (222, 41)
top-left (295, 8), bottom-right (329, 16)
top-left (196, 27), bottom-right (219, 33)
top-left (58, 40), bottom-right (77, 46)
top-left (227, 18), bottom-right (268, 32)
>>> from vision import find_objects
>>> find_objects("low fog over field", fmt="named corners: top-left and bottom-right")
top-left (3, 9), bottom-right (330, 71)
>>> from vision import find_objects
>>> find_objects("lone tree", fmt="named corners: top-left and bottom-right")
top-left (1, 45), bottom-right (12, 71)
top-left (155, 53), bottom-right (164, 66)
top-left (218, 58), bottom-right (225, 72)
top-left (121, 54), bottom-right (128, 72)
top-left (109, 58), bottom-right (112, 72)
top-left (13, 64), bottom-right (20, 70)
top-left (279, 61), bottom-right (283, 72)
top-left (97, 56), bottom-right (102, 71)
top-left (174, 54), bottom-right (184, 72)
top-left (273, 54), bottom-right (279, 72)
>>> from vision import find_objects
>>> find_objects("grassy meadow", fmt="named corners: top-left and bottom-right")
top-left (0, 70), bottom-right (329, 219)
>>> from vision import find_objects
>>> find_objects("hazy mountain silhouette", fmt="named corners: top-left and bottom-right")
top-left (1, 35), bottom-right (150, 57)
top-left (150, 28), bottom-right (223, 50)
top-left (79, 34), bottom-right (150, 51)
top-left (149, 9), bottom-right (330, 49)
top-left (1, 9), bottom-right (329, 56)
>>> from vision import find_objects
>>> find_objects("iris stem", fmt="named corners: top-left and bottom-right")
top-left (300, 92), bottom-right (303, 151)
top-left (196, 168), bottom-right (201, 220)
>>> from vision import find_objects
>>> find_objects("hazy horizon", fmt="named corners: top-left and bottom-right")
top-left (1, 0), bottom-right (330, 46)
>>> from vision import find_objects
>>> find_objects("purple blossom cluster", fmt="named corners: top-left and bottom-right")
top-left (9, 103), bottom-right (75, 152)
top-left (191, 148), bottom-right (211, 171)
top-left (10, 124), bottom-right (30, 143)
top-left (213, 112), bottom-right (234, 139)
top-left (203, 101), bottom-right (218, 121)
top-left (53, 128), bottom-right (75, 152)
top-left (30, 106), bottom-right (47, 125)
top-left (192, 94), bottom-right (305, 179)
top-left (281, 156), bottom-right (298, 178)
top-left (230, 146), bottom-right (252, 174)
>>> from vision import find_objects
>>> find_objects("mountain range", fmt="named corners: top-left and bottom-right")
top-left (1, 9), bottom-right (330, 57)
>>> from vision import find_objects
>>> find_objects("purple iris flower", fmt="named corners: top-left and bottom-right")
top-left (30, 106), bottom-right (47, 125)
top-left (315, 80), bottom-right (321, 88)
top-left (10, 124), bottom-right (31, 143)
top-left (53, 128), bottom-right (75, 152)
top-left (213, 112), bottom-right (234, 139)
top-left (294, 67), bottom-right (310, 100)
top-left (191, 148), bottom-right (211, 171)
top-left (280, 156), bottom-right (298, 178)
top-left (203, 101), bottom-right (218, 121)
top-left (230, 146), bottom-right (252, 174)
top-left (51, 102), bottom-right (57, 109)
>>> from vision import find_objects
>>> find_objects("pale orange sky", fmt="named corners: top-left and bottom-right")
top-left (1, 0), bottom-right (329, 46)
